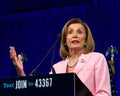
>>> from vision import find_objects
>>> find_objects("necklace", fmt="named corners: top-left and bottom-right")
top-left (67, 57), bottom-right (79, 68)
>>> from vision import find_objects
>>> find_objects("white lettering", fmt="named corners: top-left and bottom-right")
top-left (15, 80), bottom-right (27, 89)
top-left (35, 78), bottom-right (52, 88)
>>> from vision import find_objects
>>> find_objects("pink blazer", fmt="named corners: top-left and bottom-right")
top-left (51, 52), bottom-right (111, 96)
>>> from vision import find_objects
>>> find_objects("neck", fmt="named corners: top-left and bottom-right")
top-left (69, 48), bottom-right (85, 59)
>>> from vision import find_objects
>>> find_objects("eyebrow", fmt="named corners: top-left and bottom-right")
top-left (68, 27), bottom-right (85, 30)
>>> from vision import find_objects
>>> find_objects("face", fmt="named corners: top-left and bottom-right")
top-left (66, 23), bottom-right (86, 51)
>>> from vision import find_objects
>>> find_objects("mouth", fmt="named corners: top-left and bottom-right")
top-left (71, 40), bottom-right (80, 44)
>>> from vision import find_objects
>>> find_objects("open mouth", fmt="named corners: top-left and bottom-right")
top-left (71, 40), bottom-right (79, 44)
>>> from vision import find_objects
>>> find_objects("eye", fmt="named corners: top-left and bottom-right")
top-left (77, 30), bottom-right (83, 34)
top-left (67, 30), bottom-right (73, 34)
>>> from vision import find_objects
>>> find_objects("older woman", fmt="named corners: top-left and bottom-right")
top-left (10, 18), bottom-right (111, 96)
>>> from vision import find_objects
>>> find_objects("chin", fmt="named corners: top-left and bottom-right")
top-left (71, 47), bottom-right (80, 50)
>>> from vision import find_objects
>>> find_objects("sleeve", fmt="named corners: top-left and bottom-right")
top-left (95, 54), bottom-right (111, 96)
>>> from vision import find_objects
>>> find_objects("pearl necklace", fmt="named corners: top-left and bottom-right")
top-left (67, 57), bottom-right (79, 68)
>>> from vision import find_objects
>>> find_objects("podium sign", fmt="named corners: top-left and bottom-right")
top-left (0, 73), bottom-right (93, 96)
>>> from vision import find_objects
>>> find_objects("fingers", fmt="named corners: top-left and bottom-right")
top-left (18, 54), bottom-right (22, 62)
top-left (9, 46), bottom-right (25, 76)
top-left (12, 54), bottom-right (22, 65)
top-left (9, 46), bottom-right (17, 59)
top-left (9, 46), bottom-right (23, 64)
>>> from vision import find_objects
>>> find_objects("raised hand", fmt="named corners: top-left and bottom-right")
top-left (9, 46), bottom-right (26, 76)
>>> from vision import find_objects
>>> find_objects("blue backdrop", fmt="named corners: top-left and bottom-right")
top-left (0, 0), bottom-right (120, 95)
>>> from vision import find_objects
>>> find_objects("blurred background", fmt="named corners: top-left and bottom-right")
top-left (0, 0), bottom-right (119, 95)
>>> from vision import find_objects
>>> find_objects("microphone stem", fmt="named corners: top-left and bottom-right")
top-left (29, 37), bottom-right (60, 76)
top-left (51, 45), bottom-right (56, 74)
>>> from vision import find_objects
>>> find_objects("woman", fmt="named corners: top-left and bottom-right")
top-left (10, 18), bottom-right (111, 95)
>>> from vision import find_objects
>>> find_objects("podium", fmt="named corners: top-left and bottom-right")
top-left (0, 73), bottom-right (93, 96)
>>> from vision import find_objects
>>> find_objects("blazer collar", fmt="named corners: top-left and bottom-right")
top-left (73, 53), bottom-right (89, 74)
top-left (63, 53), bottom-right (91, 73)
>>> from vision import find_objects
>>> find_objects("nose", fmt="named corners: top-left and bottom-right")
top-left (73, 32), bottom-right (78, 37)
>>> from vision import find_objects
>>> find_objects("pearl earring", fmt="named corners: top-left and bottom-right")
top-left (84, 42), bottom-right (87, 47)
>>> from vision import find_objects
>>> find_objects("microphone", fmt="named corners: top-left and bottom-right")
top-left (50, 44), bottom-right (56, 74)
top-left (29, 34), bottom-right (61, 76)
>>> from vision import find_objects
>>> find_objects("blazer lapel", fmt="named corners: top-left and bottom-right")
top-left (62, 58), bottom-right (68, 73)
top-left (73, 54), bottom-right (89, 74)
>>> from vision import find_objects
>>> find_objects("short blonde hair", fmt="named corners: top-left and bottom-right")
top-left (60, 18), bottom-right (95, 59)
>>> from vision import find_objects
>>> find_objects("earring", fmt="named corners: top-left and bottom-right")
top-left (84, 42), bottom-right (87, 47)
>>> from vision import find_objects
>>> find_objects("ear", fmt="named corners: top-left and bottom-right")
top-left (84, 42), bottom-right (87, 47)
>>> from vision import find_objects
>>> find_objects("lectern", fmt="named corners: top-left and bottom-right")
top-left (0, 73), bottom-right (93, 96)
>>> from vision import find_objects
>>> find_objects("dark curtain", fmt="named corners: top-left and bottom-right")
top-left (0, 0), bottom-right (120, 95)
